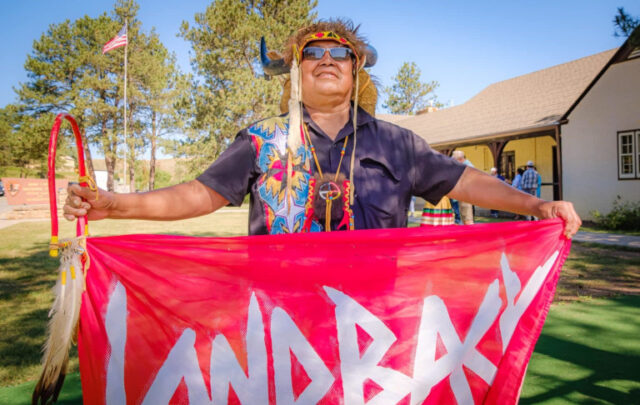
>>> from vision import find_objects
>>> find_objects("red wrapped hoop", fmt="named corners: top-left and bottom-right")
top-left (47, 113), bottom-right (90, 257)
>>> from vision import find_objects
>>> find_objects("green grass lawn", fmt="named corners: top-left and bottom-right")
top-left (520, 296), bottom-right (640, 404)
top-left (1, 210), bottom-right (638, 404)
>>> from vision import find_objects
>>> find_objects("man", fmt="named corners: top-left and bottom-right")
top-left (521, 161), bottom-right (541, 196)
top-left (521, 161), bottom-right (541, 220)
top-left (512, 167), bottom-right (524, 190)
top-left (451, 150), bottom-right (475, 225)
top-left (64, 20), bottom-right (581, 238)
top-left (489, 167), bottom-right (505, 218)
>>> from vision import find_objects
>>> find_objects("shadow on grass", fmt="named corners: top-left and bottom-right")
top-left (0, 372), bottom-right (82, 405)
top-left (555, 244), bottom-right (640, 301)
top-left (522, 336), bottom-right (640, 404)
top-left (0, 248), bottom-right (57, 300)
top-left (521, 296), bottom-right (640, 404)
top-left (0, 248), bottom-right (79, 386)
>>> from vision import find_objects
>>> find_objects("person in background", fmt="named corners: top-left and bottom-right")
top-left (452, 150), bottom-right (475, 224)
top-left (421, 196), bottom-right (455, 226)
top-left (512, 167), bottom-right (524, 190)
top-left (521, 161), bottom-right (541, 220)
top-left (511, 167), bottom-right (525, 219)
top-left (489, 167), bottom-right (505, 218)
top-left (409, 196), bottom-right (416, 217)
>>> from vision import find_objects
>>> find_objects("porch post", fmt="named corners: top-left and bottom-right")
top-left (486, 140), bottom-right (508, 172)
top-left (437, 147), bottom-right (455, 157)
top-left (554, 125), bottom-right (563, 200)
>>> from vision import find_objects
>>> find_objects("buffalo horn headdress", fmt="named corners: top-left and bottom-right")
top-left (260, 19), bottom-right (379, 224)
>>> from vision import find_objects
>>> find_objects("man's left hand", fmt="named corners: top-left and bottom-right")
top-left (536, 201), bottom-right (582, 239)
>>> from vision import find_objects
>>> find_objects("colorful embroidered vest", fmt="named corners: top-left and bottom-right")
top-left (248, 115), bottom-right (322, 234)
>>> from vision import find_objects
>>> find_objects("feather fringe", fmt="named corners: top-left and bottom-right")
top-left (287, 57), bottom-right (303, 155)
top-left (32, 238), bottom-right (86, 405)
top-left (286, 57), bottom-right (303, 214)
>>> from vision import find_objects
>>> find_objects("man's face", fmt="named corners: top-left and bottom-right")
top-left (300, 40), bottom-right (354, 106)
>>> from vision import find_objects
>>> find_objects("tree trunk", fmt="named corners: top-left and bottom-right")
top-left (128, 152), bottom-right (135, 192)
top-left (101, 118), bottom-right (115, 192)
top-left (149, 111), bottom-right (157, 191)
top-left (81, 132), bottom-right (95, 182)
top-left (127, 106), bottom-right (136, 192)
top-left (74, 117), bottom-right (95, 183)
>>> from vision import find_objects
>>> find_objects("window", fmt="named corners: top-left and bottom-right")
top-left (618, 130), bottom-right (640, 179)
top-left (637, 131), bottom-right (640, 178)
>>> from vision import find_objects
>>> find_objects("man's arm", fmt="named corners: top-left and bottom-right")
top-left (448, 167), bottom-right (582, 238)
top-left (63, 180), bottom-right (229, 221)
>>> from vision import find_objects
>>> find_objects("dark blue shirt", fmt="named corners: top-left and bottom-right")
top-left (197, 107), bottom-right (466, 235)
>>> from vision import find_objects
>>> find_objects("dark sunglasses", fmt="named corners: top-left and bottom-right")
top-left (302, 46), bottom-right (354, 61)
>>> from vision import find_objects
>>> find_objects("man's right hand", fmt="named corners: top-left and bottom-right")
top-left (63, 183), bottom-right (116, 221)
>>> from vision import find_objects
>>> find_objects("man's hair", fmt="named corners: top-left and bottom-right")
top-left (282, 18), bottom-right (368, 66)
top-left (452, 150), bottom-right (465, 160)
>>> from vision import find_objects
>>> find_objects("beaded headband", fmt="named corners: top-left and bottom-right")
top-left (297, 31), bottom-right (360, 67)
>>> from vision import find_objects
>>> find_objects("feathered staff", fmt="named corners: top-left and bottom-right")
top-left (33, 113), bottom-right (92, 405)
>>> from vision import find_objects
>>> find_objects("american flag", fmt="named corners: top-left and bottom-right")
top-left (102, 26), bottom-right (127, 54)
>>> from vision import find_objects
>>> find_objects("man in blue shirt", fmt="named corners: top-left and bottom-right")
top-left (521, 161), bottom-right (541, 196)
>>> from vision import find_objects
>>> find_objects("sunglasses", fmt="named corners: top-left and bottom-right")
top-left (302, 46), bottom-right (354, 61)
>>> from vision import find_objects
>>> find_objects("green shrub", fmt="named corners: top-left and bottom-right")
top-left (591, 196), bottom-right (640, 231)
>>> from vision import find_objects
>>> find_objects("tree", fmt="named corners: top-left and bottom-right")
top-left (383, 62), bottom-right (441, 115)
top-left (0, 104), bottom-right (59, 177)
top-left (178, 0), bottom-right (317, 175)
top-left (16, 12), bottom-right (124, 186)
top-left (613, 7), bottom-right (640, 46)
top-left (16, 18), bottom-right (99, 179)
top-left (14, 0), bottom-right (183, 191)
top-left (134, 30), bottom-right (188, 190)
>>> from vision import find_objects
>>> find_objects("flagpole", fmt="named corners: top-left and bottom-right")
top-left (123, 19), bottom-right (128, 190)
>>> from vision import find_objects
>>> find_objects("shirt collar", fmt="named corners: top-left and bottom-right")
top-left (302, 103), bottom-right (375, 142)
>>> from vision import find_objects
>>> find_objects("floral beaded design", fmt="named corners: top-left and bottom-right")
top-left (248, 116), bottom-right (322, 234)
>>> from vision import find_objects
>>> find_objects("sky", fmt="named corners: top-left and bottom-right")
top-left (1, 0), bottom-right (638, 111)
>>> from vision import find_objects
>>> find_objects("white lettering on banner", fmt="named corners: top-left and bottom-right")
top-left (411, 281), bottom-right (501, 405)
top-left (499, 251), bottom-right (559, 352)
top-left (271, 307), bottom-right (335, 404)
top-left (210, 293), bottom-right (269, 404)
top-left (325, 287), bottom-right (414, 405)
top-left (142, 329), bottom-right (211, 404)
top-left (103, 251), bottom-right (559, 404)
top-left (105, 281), bottom-right (127, 405)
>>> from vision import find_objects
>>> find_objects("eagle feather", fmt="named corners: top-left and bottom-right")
top-left (32, 238), bottom-right (86, 405)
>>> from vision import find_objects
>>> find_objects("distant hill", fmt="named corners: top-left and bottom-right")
top-left (91, 158), bottom-right (182, 174)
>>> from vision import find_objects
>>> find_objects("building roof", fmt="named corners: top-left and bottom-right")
top-left (375, 113), bottom-right (410, 124)
top-left (392, 49), bottom-right (617, 147)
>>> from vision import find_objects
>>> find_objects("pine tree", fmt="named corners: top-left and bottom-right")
top-left (613, 7), bottom-right (640, 46)
top-left (0, 104), bottom-right (59, 177)
top-left (178, 0), bottom-right (317, 174)
top-left (14, 0), bottom-right (184, 191)
top-left (135, 31), bottom-right (188, 190)
top-left (383, 62), bottom-right (441, 115)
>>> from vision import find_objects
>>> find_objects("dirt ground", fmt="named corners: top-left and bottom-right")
top-left (556, 242), bottom-right (640, 301)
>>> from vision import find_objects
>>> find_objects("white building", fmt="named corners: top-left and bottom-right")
top-left (385, 31), bottom-right (639, 220)
top-left (562, 43), bottom-right (640, 219)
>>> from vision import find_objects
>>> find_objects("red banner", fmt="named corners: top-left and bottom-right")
top-left (77, 219), bottom-right (570, 404)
